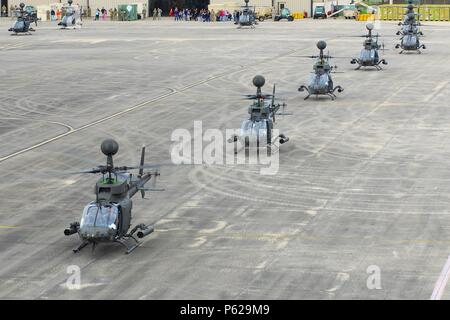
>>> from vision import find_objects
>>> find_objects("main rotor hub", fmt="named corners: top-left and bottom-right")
top-left (252, 75), bottom-right (265, 88)
top-left (244, 0), bottom-right (249, 4)
top-left (317, 40), bottom-right (327, 50)
top-left (101, 139), bottom-right (119, 156)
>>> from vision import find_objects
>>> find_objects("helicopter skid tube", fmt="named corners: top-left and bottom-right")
top-left (298, 85), bottom-right (310, 100)
top-left (115, 238), bottom-right (142, 254)
top-left (73, 241), bottom-right (89, 253)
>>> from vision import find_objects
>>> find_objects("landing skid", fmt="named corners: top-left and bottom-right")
top-left (115, 237), bottom-right (142, 254)
top-left (72, 237), bottom-right (142, 254)
top-left (354, 60), bottom-right (386, 71)
top-left (71, 223), bottom-right (152, 254)
top-left (230, 133), bottom-right (288, 157)
top-left (11, 31), bottom-right (33, 35)
top-left (73, 241), bottom-right (89, 253)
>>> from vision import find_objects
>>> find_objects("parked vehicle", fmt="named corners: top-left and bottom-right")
top-left (274, 7), bottom-right (294, 21)
top-left (314, 5), bottom-right (327, 19)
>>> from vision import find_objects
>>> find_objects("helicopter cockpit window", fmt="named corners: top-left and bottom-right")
top-left (360, 49), bottom-right (375, 62)
top-left (80, 204), bottom-right (119, 230)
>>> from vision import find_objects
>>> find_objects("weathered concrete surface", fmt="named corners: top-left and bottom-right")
top-left (1, 18), bottom-right (450, 299)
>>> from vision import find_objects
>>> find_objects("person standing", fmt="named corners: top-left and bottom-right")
top-left (157, 7), bottom-right (162, 20)
top-left (1, 5), bottom-right (7, 17)
top-left (95, 8), bottom-right (100, 20)
top-left (142, 7), bottom-right (146, 19)
top-left (61, 6), bottom-right (67, 19)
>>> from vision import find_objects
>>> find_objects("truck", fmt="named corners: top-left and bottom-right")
top-left (343, 5), bottom-right (358, 19)
top-left (313, 5), bottom-right (327, 19)
top-left (274, 7), bottom-right (294, 21)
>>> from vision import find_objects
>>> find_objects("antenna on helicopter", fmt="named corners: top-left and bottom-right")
top-left (366, 22), bottom-right (374, 38)
top-left (253, 75), bottom-right (265, 98)
top-left (100, 139), bottom-right (119, 182)
top-left (317, 40), bottom-right (327, 61)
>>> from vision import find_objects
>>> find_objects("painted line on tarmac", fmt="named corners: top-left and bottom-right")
top-left (0, 44), bottom-right (314, 164)
top-left (0, 89), bottom-right (175, 163)
top-left (430, 255), bottom-right (450, 300)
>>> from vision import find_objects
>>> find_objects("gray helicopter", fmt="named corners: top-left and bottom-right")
top-left (64, 139), bottom-right (162, 254)
top-left (395, 2), bottom-right (425, 53)
top-left (229, 75), bottom-right (289, 156)
top-left (298, 41), bottom-right (344, 100)
top-left (236, 0), bottom-right (257, 28)
top-left (8, 3), bottom-right (36, 35)
top-left (351, 23), bottom-right (387, 70)
top-left (58, 0), bottom-right (82, 29)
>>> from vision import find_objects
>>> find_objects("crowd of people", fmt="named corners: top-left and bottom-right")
top-left (152, 8), bottom-right (163, 20)
top-left (169, 8), bottom-right (237, 22)
top-left (2, 4), bottom-right (21, 17)
top-left (1, 5), bottom-right (246, 22)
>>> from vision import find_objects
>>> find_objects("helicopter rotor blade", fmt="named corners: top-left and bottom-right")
top-left (72, 162), bottom-right (178, 175)
top-left (242, 94), bottom-right (273, 100)
top-left (271, 84), bottom-right (276, 122)
top-left (70, 166), bottom-right (107, 174)
top-left (289, 55), bottom-right (319, 58)
top-left (348, 35), bottom-right (371, 38)
top-left (271, 84), bottom-right (276, 107)
top-left (115, 163), bottom-right (170, 172)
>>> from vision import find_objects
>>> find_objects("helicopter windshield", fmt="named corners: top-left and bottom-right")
top-left (360, 48), bottom-right (376, 62)
top-left (80, 203), bottom-right (119, 230)
top-left (309, 73), bottom-right (328, 90)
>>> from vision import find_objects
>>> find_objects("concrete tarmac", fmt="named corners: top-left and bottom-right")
top-left (1, 18), bottom-right (450, 299)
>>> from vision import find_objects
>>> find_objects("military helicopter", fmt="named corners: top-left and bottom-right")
top-left (58, 0), bottom-right (82, 29)
top-left (236, 0), bottom-right (257, 28)
top-left (395, 2), bottom-right (426, 53)
top-left (228, 75), bottom-right (290, 156)
top-left (8, 3), bottom-right (36, 35)
top-left (298, 41), bottom-right (344, 100)
top-left (398, 1), bottom-right (422, 33)
top-left (64, 139), bottom-right (163, 254)
top-left (351, 23), bottom-right (387, 70)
